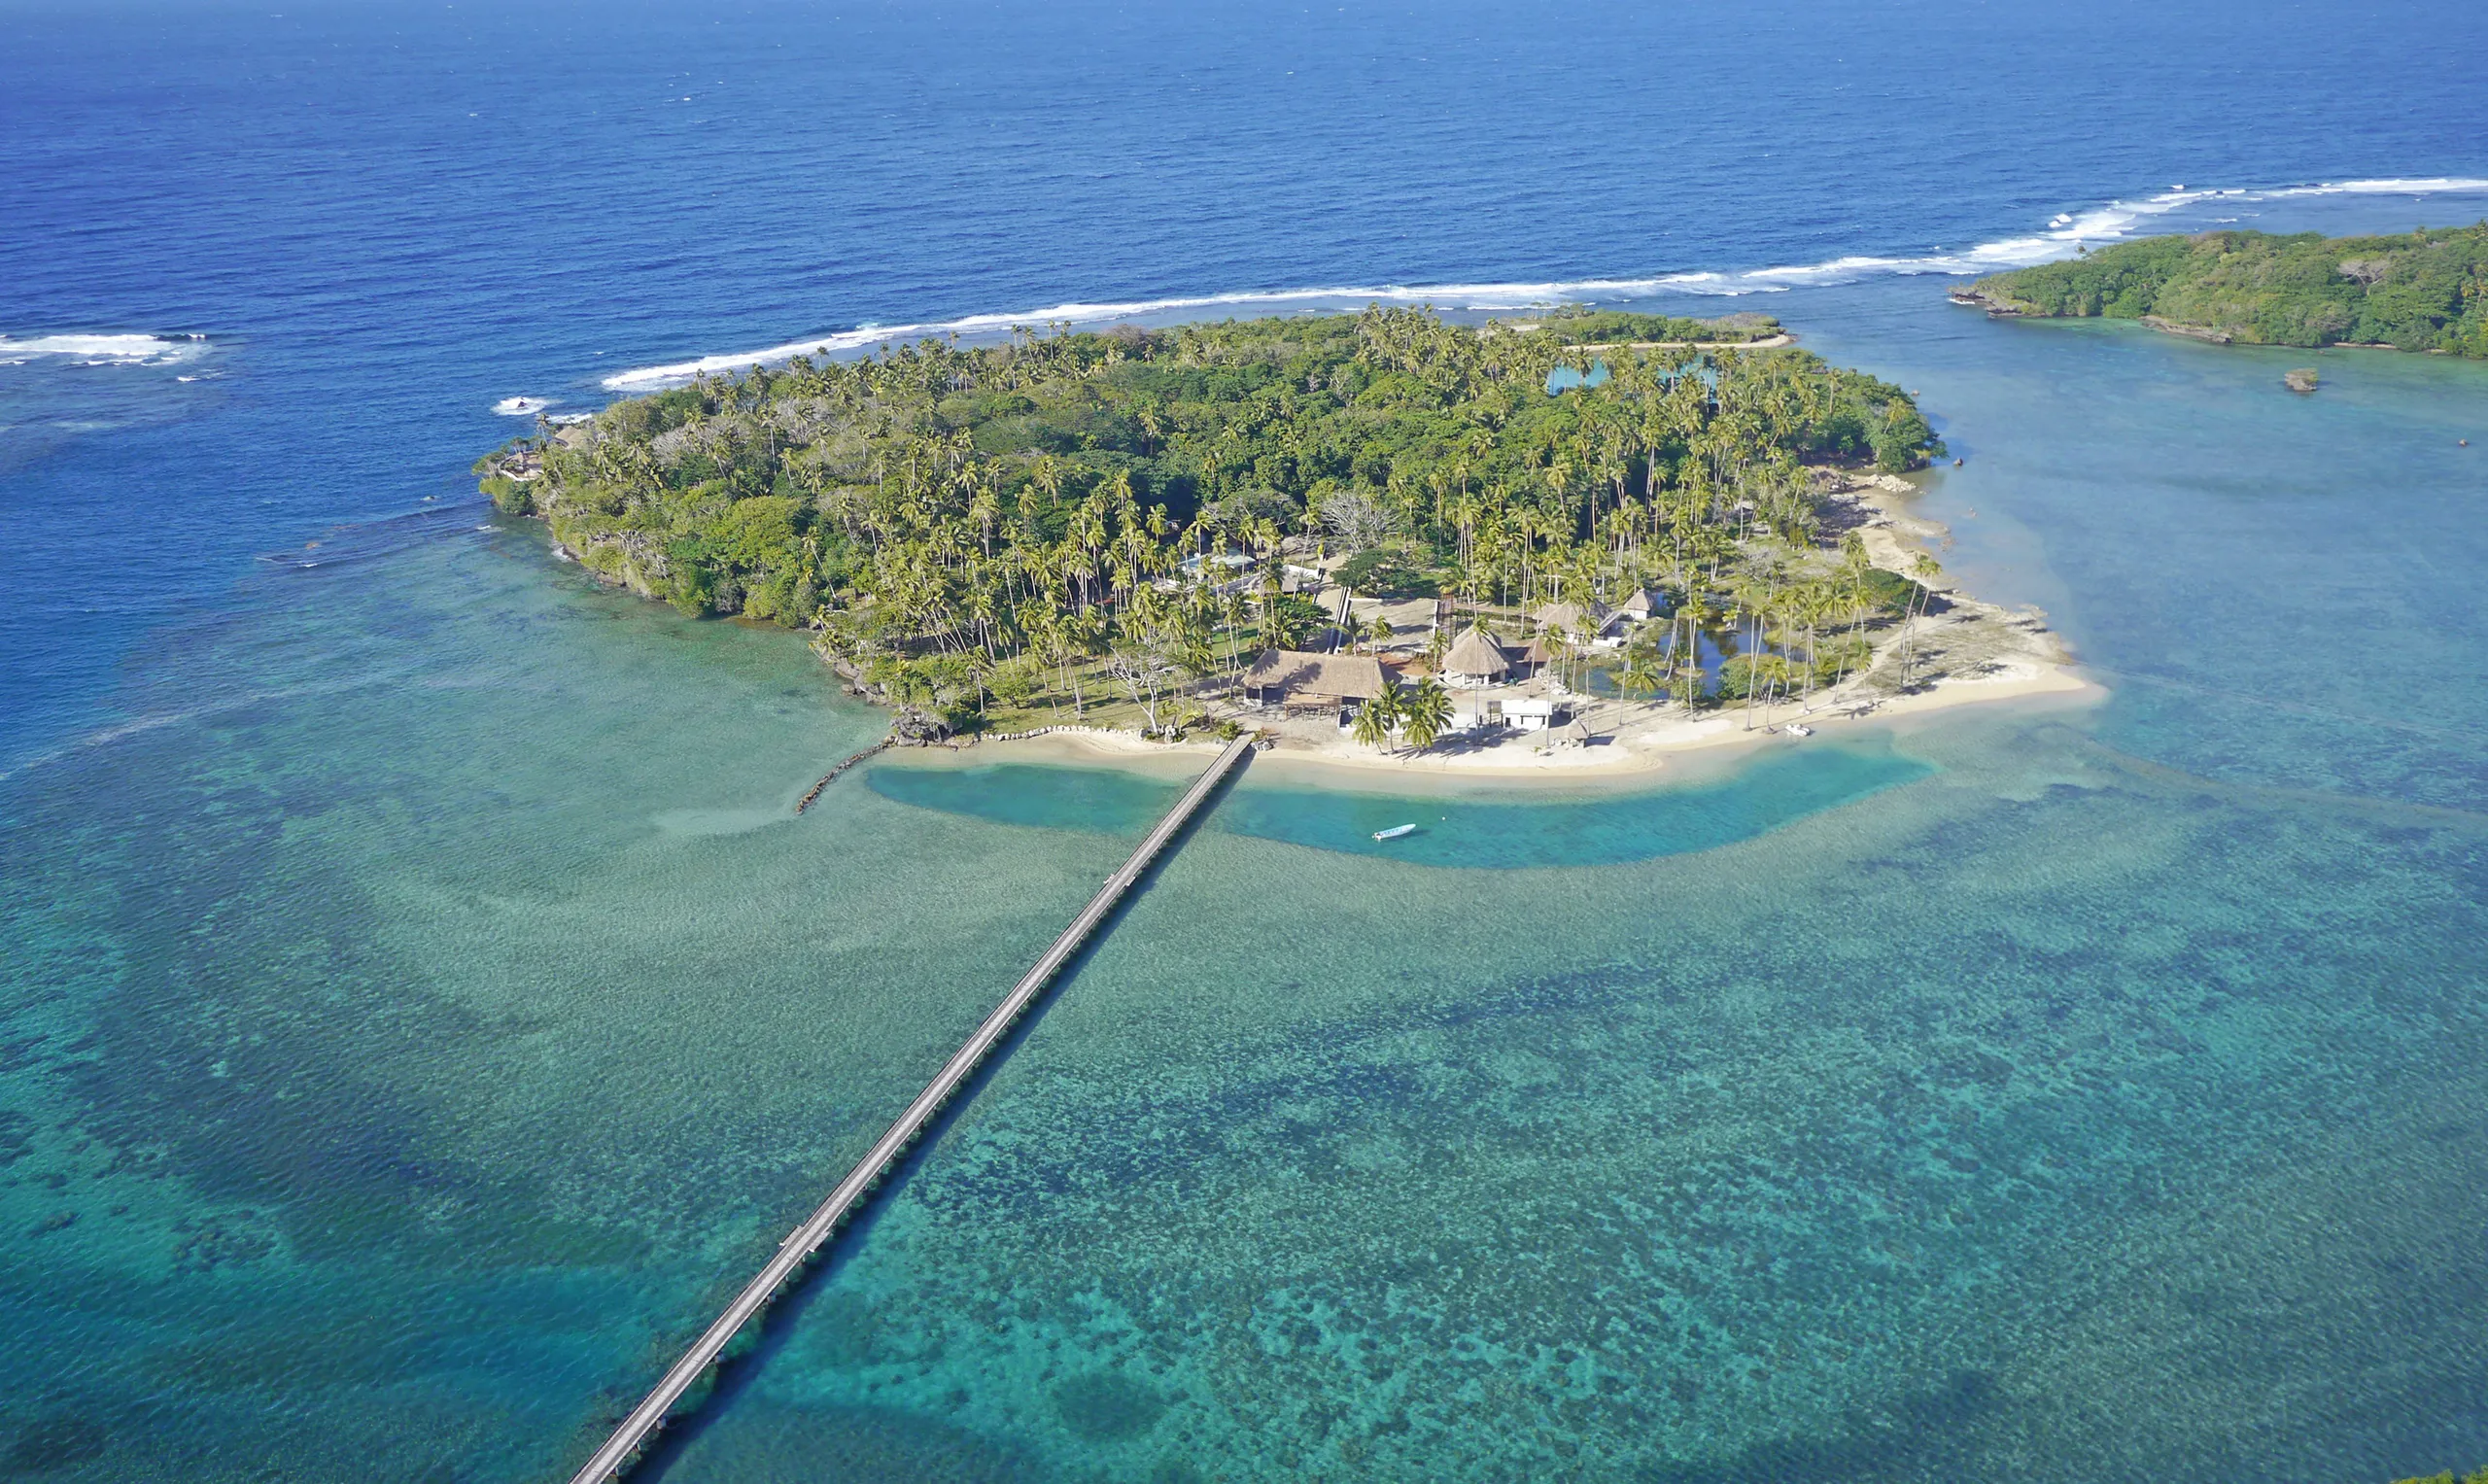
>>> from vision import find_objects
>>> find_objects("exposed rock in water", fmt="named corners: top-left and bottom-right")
top-left (2284, 366), bottom-right (2320, 394)
top-left (1948, 287), bottom-right (2025, 316)
top-left (2141, 315), bottom-right (2233, 345)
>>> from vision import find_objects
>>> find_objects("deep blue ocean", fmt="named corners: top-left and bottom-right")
top-left (8, 0), bottom-right (2488, 770)
top-left (6, 2), bottom-right (2488, 1480)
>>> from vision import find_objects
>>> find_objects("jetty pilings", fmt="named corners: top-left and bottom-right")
top-left (566, 735), bottom-right (1256, 1484)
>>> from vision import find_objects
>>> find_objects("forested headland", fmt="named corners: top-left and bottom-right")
top-left (479, 308), bottom-right (1947, 735)
top-left (1959, 224), bottom-right (2488, 355)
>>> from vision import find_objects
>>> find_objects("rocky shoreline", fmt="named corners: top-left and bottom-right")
top-left (1950, 286), bottom-right (2245, 346)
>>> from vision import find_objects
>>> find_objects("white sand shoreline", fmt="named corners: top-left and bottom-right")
top-left (879, 472), bottom-right (2098, 793)
top-left (915, 666), bottom-right (2095, 795)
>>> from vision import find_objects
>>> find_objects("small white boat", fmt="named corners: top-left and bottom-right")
top-left (1784, 723), bottom-right (1814, 738)
top-left (1372, 823), bottom-right (1417, 842)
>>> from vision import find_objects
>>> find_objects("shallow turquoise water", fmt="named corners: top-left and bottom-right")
top-left (870, 747), bottom-right (1935, 868)
top-left (650, 288), bottom-right (2488, 1480)
top-left (868, 762), bottom-right (1178, 838)
top-left (667, 720), bottom-right (2488, 1482)
top-left (6, 258), bottom-right (2488, 1481)
top-left (0, 525), bottom-right (1146, 1478)
top-left (1794, 281), bottom-right (2488, 810)
top-left (7, 0), bottom-right (2488, 1467)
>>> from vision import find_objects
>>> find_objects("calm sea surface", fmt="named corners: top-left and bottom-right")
top-left (4, 1), bottom-right (2487, 1479)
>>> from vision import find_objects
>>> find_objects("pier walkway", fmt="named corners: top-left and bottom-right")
top-left (567, 735), bottom-right (1257, 1484)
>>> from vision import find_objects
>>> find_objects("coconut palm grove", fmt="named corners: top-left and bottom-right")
top-left (482, 307), bottom-right (1942, 736)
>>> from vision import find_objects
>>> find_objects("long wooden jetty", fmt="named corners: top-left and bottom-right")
top-left (566, 735), bottom-right (1257, 1484)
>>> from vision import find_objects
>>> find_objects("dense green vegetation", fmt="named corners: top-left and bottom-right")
top-left (2393, 1467), bottom-right (2488, 1484)
top-left (1969, 224), bottom-right (2488, 354)
top-left (1534, 305), bottom-right (1782, 345)
top-left (483, 308), bottom-right (1942, 731)
top-left (1330, 546), bottom-right (1439, 599)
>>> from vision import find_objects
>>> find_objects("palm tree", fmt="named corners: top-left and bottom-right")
top-left (1829, 534), bottom-right (1873, 695)
top-left (1350, 683), bottom-right (1402, 751)
top-left (1658, 590), bottom-right (1701, 709)
top-left (1723, 602), bottom-right (1756, 729)
top-left (1901, 552), bottom-right (1944, 689)
top-left (1259, 592), bottom-right (1313, 651)
top-left (1791, 581), bottom-right (1831, 711)
top-left (1545, 622), bottom-right (1579, 696)
top-left (1061, 609), bottom-right (1106, 716)
top-left (1027, 612), bottom-right (1071, 720)
top-left (1400, 676), bottom-right (1453, 752)
top-left (524, 306), bottom-right (1987, 751)
top-left (1616, 645), bottom-right (1663, 702)
top-left (1219, 586), bottom-right (1253, 685)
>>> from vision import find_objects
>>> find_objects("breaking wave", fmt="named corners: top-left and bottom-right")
top-left (0, 331), bottom-right (210, 366)
top-left (600, 177), bottom-right (2488, 392)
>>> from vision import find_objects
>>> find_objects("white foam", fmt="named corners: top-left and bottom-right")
top-left (2266, 176), bottom-right (2488, 197)
top-left (602, 276), bottom-right (1798, 389)
top-left (0, 332), bottom-right (208, 365)
top-left (601, 176), bottom-right (2488, 391)
top-left (493, 396), bottom-right (556, 416)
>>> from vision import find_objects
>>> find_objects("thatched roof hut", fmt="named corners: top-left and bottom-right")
top-left (1616, 586), bottom-right (1668, 620)
top-left (1442, 628), bottom-right (1513, 683)
top-left (1242, 649), bottom-right (1390, 706)
top-left (1531, 600), bottom-right (1607, 637)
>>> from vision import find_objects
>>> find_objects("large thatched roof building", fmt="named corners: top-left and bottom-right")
top-left (1242, 649), bottom-right (1391, 707)
top-left (1442, 628), bottom-right (1514, 685)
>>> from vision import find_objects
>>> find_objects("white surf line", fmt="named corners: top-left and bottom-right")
top-left (595, 176), bottom-right (2488, 392)
top-left (0, 332), bottom-right (213, 365)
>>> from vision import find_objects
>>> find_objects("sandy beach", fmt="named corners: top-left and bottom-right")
top-left (919, 472), bottom-right (2097, 791)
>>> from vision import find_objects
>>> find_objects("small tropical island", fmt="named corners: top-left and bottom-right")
top-left (1953, 224), bottom-right (2488, 357)
top-left (481, 306), bottom-right (2073, 774)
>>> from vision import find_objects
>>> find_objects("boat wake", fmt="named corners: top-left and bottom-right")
top-left (598, 177), bottom-right (2488, 392)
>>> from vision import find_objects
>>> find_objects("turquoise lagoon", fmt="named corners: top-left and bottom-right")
top-left (12, 0), bottom-right (2488, 1471)
top-left (5, 249), bottom-right (2488, 1473)
top-left (869, 748), bottom-right (1935, 870)
top-left (5, 279), bottom-right (2484, 1483)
